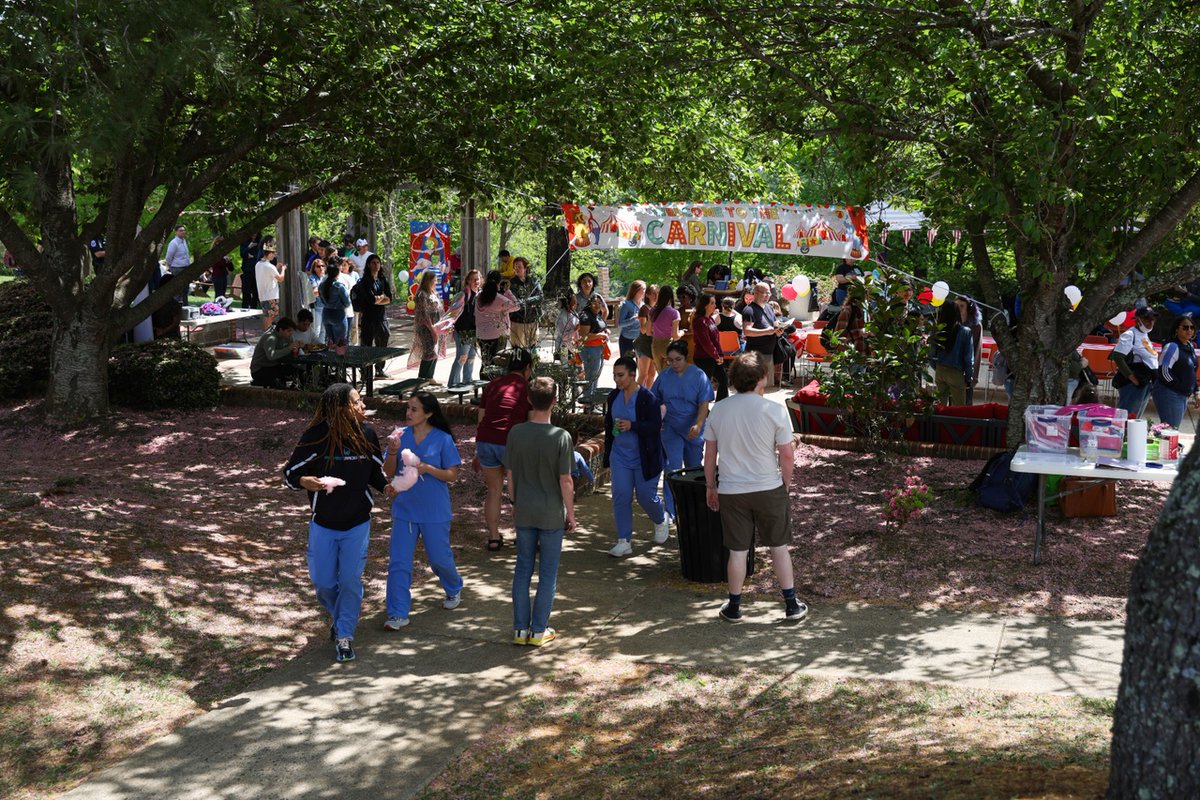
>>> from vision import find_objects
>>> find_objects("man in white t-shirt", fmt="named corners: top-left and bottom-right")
top-left (255, 243), bottom-right (287, 328)
top-left (347, 239), bottom-right (373, 277)
top-left (1112, 305), bottom-right (1161, 418)
top-left (703, 351), bottom-right (807, 624)
top-left (290, 309), bottom-right (321, 347)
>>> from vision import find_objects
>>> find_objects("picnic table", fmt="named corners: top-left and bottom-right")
top-left (180, 308), bottom-right (261, 344)
top-left (282, 345), bottom-right (408, 396)
top-left (1010, 445), bottom-right (1181, 565)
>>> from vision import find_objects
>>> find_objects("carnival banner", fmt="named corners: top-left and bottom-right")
top-left (408, 221), bottom-right (452, 307)
top-left (561, 202), bottom-right (869, 260)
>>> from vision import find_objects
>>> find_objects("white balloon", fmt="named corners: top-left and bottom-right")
top-left (796, 275), bottom-right (811, 297)
top-left (1064, 285), bottom-right (1082, 310)
top-left (1109, 311), bottom-right (1127, 326)
top-left (397, 270), bottom-right (410, 283)
top-left (931, 281), bottom-right (950, 301)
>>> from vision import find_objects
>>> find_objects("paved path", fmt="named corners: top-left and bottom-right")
top-left (64, 492), bottom-right (1125, 800)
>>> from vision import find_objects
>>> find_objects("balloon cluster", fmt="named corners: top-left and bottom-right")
top-left (930, 281), bottom-right (950, 307)
top-left (780, 274), bottom-right (811, 301)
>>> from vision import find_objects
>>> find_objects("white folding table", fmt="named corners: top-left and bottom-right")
top-left (1009, 445), bottom-right (1180, 564)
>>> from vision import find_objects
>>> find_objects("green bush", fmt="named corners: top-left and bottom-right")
top-left (0, 279), bottom-right (55, 399)
top-left (109, 339), bottom-right (220, 409)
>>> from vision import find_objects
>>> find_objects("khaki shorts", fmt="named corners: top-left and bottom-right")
top-left (719, 484), bottom-right (790, 550)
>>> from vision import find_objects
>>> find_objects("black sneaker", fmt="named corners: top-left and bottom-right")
top-left (335, 637), bottom-right (355, 662)
top-left (718, 601), bottom-right (742, 623)
top-left (785, 601), bottom-right (809, 622)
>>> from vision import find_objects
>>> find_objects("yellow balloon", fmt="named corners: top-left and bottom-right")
top-left (931, 296), bottom-right (946, 307)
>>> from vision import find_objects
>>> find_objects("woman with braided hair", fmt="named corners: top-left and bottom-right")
top-left (284, 383), bottom-right (392, 663)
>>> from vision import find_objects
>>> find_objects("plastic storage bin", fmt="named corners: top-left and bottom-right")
top-left (1078, 409), bottom-right (1128, 460)
top-left (1024, 404), bottom-right (1069, 452)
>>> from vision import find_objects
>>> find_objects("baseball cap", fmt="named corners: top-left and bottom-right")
top-left (1135, 306), bottom-right (1159, 321)
top-left (355, 238), bottom-right (368, 247)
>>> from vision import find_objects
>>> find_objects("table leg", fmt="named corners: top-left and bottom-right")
top-left (365, 366), bottom-right (374, 397)
top-left (1032, 474), bottom-right (1047, 565)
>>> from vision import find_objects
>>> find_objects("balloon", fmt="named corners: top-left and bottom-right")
top-left (781, 285), bottom-right (798, 301)
top-left (1109, 311), bottom-right (1127, 326)
top-left (931, 281), bottom-right (950, 303)
top-left (406, 299), bottom-right (416, 311)
top-left (397, 270), bottom-right (410, 283)
top-left (795, 275), bottom-right (811, 297)
top-left (1064, 285), bottom-right (1082, 310)
top-left (931, 296), bottom-right (946, 307)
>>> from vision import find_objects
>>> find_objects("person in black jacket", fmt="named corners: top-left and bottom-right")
top-left (354, 254), bottom-right (393, 367)
top-left (284, 383), bottom-right (392, 662)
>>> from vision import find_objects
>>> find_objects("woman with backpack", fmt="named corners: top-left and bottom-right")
top-left (931, 301), bottom-right (975, 406)
top-left (319, 262), bottom-right (352, 345)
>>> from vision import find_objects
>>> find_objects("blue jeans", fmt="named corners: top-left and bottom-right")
top-left (311, 307), bottom-right (324, 337)
top-left (610, 462), bottom-right (665, 540)
top-left (512, 527), bottom-right (564, 633)
top-left (307, 520), bottom-right (370, 639)
top-left (323, 317), bottom-right (347, 346)
top-left (386, 520), bottom-right (463, 619)
top-left (1117, 380), bottom-right (1153, 418)
top-left (583, 345), bottom-right (604, 393)
top-left (449, 330), bottom-right (477, 387)
top-left (661, 425), bottom-right (703, 518)
top-left (1151, 385), bottom-right (1189, 428)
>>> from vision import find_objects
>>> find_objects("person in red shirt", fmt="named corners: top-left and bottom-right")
top-left (475, 347), bottom-right (534, 551)
top-left (691, 293), bottom-right (728, 401)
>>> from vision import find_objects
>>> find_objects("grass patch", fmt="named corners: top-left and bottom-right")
top-left (421, 660), bottom-right (1111, 800)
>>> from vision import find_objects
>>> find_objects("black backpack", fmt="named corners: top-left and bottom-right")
top-left (969, 452), bottom-right (1036, 512)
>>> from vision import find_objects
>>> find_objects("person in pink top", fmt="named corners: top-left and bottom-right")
top-left (691, 293), bottom-right (728, 400)
top-left (475, 270), bottom-right (521, 369)
top-left (650, 285), bottom-right (680, 373)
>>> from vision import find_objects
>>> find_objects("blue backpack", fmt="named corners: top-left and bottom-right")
top-left (970, 452), bottom-right (1036, 512)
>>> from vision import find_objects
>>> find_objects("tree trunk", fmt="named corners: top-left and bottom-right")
top-left (1108, 447), bottom-right (1200, 798)
top-left (544, 202), bottom-right (570, 302)
top-left (46, 304), bottom-right (112, 422)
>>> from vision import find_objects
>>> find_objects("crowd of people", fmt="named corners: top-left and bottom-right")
top-left (284, 342), bottom-right (806, 662)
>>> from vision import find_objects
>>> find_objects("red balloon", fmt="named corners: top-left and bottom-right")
top-left (781, 285), bottom-right (798, 301)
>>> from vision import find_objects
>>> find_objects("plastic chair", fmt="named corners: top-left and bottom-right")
top-left (800, 332), bottom-right (830, 382)
top-left (718, 330), bottom-right (741, 357)
top-left (1081, 346), bottom-right (1118, 401)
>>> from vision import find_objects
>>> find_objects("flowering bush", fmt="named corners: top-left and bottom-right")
top-left (881, 472), bottom-right (934, 529)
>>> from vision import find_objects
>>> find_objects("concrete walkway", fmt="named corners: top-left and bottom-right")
top-left (63, 491), bottom-right (1126, 800)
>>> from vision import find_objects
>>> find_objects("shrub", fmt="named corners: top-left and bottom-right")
top-left (109, 339), bottom-right (220, 409)
top-left (0, 279), bottom-right (55, 399)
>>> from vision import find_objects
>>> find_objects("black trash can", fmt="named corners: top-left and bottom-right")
top-left (667, 467), bottom-right (755, 583)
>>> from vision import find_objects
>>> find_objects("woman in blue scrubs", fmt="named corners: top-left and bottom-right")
top-left (383, 391), bottom-right (464, 630)
top-left (652, 340), bottom-right (714, 521)
top-left (603, 357), bottom-right (670, 558)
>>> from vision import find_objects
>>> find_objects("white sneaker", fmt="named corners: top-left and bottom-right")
top-left (653, 517), bottom-right (670, 544)
top-left (443, 593), bottom-right (462, 610)
top-left (608, 540), bottom-right (633, 558)
top-left (383, 616), bottom-right (409, 631)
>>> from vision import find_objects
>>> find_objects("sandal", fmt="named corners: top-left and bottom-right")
top-left (487, 538), bottom-right (504, 552)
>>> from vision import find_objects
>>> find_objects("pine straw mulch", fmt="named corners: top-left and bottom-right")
top-left (421, 657), bottom-right (1112, 800)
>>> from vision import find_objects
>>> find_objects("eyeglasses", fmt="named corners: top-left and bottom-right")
top-left (1180, 325), bottom-right (1195, 330)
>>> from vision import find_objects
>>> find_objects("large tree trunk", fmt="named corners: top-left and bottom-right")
top-left (1108, 447), bottom-right (1200, 797)
top-left (46, 305), bottom-right (112, 422)
top-left (544, 203), bottom-right (570, 303)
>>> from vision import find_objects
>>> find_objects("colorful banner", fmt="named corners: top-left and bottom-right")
top-left (408, 221), bottom-right (452, 309)
top-left (561, 202), bottom-right (869, 260)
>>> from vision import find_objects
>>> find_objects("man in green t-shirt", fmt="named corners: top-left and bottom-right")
top-left (503, 377), bottom-right (576, 647)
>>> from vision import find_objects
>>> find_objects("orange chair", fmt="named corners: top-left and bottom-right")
top-left (1083, 335), bottom-right (1110, 345)
top-left (1081, 346), bottom-right (1118, 400)
top-left (718, 330), bottom-right (741, 357)
top-left (800, 332), bottom-right (831, 382)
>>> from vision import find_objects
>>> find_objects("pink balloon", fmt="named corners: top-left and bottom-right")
top-left (781, 285), bottom-right (798, 301)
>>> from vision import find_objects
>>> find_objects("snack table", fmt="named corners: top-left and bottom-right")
top-left (1009, 445), bottom-right (1180, 565)
top-left (180, 308), bottom-right (262, 343)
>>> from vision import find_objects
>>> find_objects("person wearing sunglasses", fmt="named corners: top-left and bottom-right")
top-left (1151, 315), bottom-right (1199, 428)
